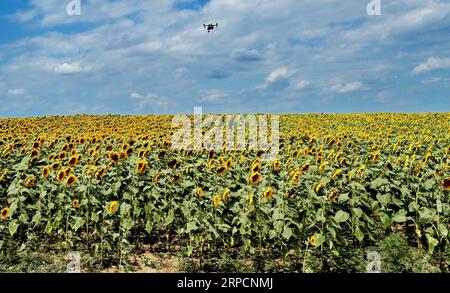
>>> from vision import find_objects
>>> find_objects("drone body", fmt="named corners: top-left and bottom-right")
top-left (203, 23), bottom-right (218, 33)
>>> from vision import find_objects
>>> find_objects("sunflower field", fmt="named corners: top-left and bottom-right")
top-left (1, 113), bottom-right (450, 272)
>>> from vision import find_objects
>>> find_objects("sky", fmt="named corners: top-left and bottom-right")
top-left (0, 0), bottom-right (449, 117)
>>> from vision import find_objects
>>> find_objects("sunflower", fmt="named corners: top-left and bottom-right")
top-left (249, 172), bottom-right (262, 185)
top-left (1, 207), bottom-right (10, 220)
top-left (95, 167), bottom-right (107, 180)
top-left (263, 187), bottom-right (273, 201)
top-left (315, 182), bottom-right (325, 194)
top-left (0, 168), bottom-right (9, 182)
top-left (66, 174), bottom-right (77, 187)
top-left (42, 166), bottom-right (51, 179)
top-left (289, 170), bottom-right (302, 185)
top-left (136, 159), bottom-right (148, 174)
top-left (273, 158), bottom-right (281, 171)
top-left (309, 234), bottom-right (317, 246)
top-left (24, 175), bottom-right (35, 188)
top-left (172, 173), bottom-right (181, 183)
top-left (58, 151), bottom-right (67, 160)
top-left (213, 195), bottom-right (221, 208)
top-left (318, 161), bottom-right (329, 172)
top-left (356, 164), bottom-right (366, 176)
top-left (51, 162), bottom-right (62, 170)
top-left (216, 165), bottom-right (228, 175)
top-left (30, 149), bottom-right (40, 158)
top-left (300, 162), bottom-right (311, 172)
top-left (251, 162), bottom-right (260, 173)
top-left (73, 199), bottom-right (79, 209)
top-left (108, 151), bottom-right (120, 164)
top-left (68, 155), bottom-right (78, 167)
top-left (108, 201), bottom-right (119, 215)
top-left (328, 188), bottom-right (340, 203)
top-left (331, 169), bottom-right (343, 180)
top-left (441, 177), bottom-right (450, 191)
top-left (222, 189), bottom-right (230, 202)
top-left (226, 158), bottom-right (232, 168)
top-left (196, 187), bottom-right (204, 197)
top-left (247, 193), bottom-right (254, 205)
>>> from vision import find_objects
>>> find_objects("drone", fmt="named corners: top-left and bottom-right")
top-left (203, 23), bottom-right (218, 33)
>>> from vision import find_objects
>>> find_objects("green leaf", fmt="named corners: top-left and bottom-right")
top-left (393, 209), bottom-right (408, 223)
top-left (426, 234), bottom-right (439, 253)
top-left (380, 212), bottom-right (393, 227)
top-left (354, 226), bottom-right (364, 242)
top-left (334, 210), bottom-right (350, 223)
top-left (186, 221), bottom-right (197, 234)
top-left (72, 217), bottom-right (85, 232)
top-left (418, 208), bottom-right (436, 224)
top-left (9, 220), bottom-right (19, 236)
top-left (338, 193), bottom-right (349, 204)
top-left (438, 223), bottom-right (448, 238)
top-left (370, 178), bottom-right (390, 189)
top-left (145, 220), bottom-right (153, 234)
top-left (282, 226), bottom-right (293, 240)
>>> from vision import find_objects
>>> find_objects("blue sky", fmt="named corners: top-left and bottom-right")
top-left (0, 0), bottom-right (449, 117)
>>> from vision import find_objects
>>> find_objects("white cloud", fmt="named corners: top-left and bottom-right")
top-left (421, 77), bottom-right (442, 84)
top-left (201, 91), bottom-right (228, 102)
top-left (265, 67), bottom-right (296, 83)
top-left (413, 57), bottom-right (450, 75)
top-left (7, 88), bottom-right (27, 96)
top-left (130, 92), bottom-right (171, 110)
top-left (331, 81), bottom-right (363, 94)
top-left (54, 62), bottom-right (92, 75)
top-left (292, 79), bottom-right (310, 90)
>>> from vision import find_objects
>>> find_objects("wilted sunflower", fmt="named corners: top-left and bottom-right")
top-left (226, 158), bottom-right (232, 168)
top-left (441, 177), bottom-right (450, 191)
top-left (73, 199), bottom-right (79, 209)
top-left (136, 159), bottom-right (148, 174)
top-left (249, 172), bottom-right (262, 185)
top-left (213, 195), bottom-right (221, 208)
top-left (300, 162), bottom-right (311, 172)
top-left (108, 201), bottom-right (119, 215)
top-left (24, 175), bottom-right (35, 188)
top-left (263, 187), bottom-right (273, 201)
top-left (66, 174), bottom-right (77, 187)
top-left (1, 207), bottom-right (10, 220)
top-left (328, 189), bottom-right (340, 203)
top-left (196, 187), bottom-right (204, 197)
top-left (41, 166), bottom-right (51, 179)
top-left (216, 165), bottom-right (228, 175)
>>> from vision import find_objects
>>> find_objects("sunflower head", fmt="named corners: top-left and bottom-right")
top-left (95, 167), bottom-right (107, 180)
top-left (196, 187), bottom-right (204, 197)
top-left (216, 165), bottom-right (228, 175)
top-left (24, 175), bottom-right (36, 188)
top-left (213, 195), bottom-right (221, 208)
top-left (52, 162), bottom-right (62, 170)
top-left (226, 158), bottom-right (232, 168)
top-left (247, 194), bottom-right (254, 205)
top-left (273, 159), bottom-right (281, 171)
top-left (1, 207), bottom-right (10, 220)
top-left (263, 187), bottom-right (273, 201)
top-left (331, 169), bottom-right (343, 180)
top-left (222, 189), bottom-right (230, 202)
top-left (136, 159), bottom-right (148, 174)
top-left (108, 201), bottom-right (119, 216)
top-left (315, 182), bottom-right (325, 194)
top-left (309, 234), bottom-right (317, 246)
top-left (172, 173), bottom-right (181, 184)
top-left (73, 199), bottom-right (79, 209)
top-left (66, 174), bottom-right (77, 187)
top-left (442, 177), bottom-right (450, 191)
top-left (68, 156), bottom-right (78, 167)
top-left (108, 151), bottom-right (120, 164)
top-left (249, 172), bottom-right (262, 185)
top-left (42, 166), bottom-right (51, 179)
